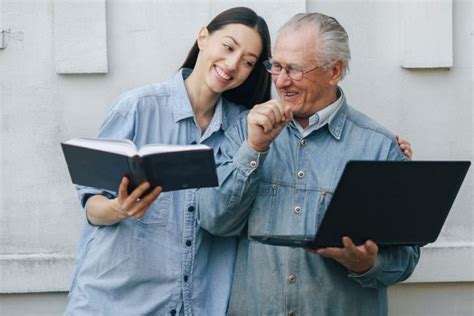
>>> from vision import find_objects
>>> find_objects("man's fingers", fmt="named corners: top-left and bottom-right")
top-left (316, 247), bottom-right (343, 259)
top-left (254, 104), bottom-right (282, 125)
top-left (250, 112), bottom-right (279, 134)
top-left (396, 136), bottom-right (413, 158)
top-left (342, 236), bottom-right (358, 257)
top-left (364, 240), bottom-right (378, 256)
top-left (304, 248), bottom-right (319, 255)
top-left (342, 236), bottom-right (352, 247)
top-left (272, 100), bottom-right (288, 121)
top-left (252, 102), bottom-right (288, 128)
top-left (253, 107), bottom-right (277, 127)
top-left (283, 104), bottom-right (293, 121)
top-left (400, 139), bottom-right (410, 146)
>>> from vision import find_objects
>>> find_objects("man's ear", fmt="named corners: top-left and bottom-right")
top-left (197, 27), bottom-right (209, 50)
top-left (329, 60), bottom-right (344, 86)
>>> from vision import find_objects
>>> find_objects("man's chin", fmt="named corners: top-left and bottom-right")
top-left (292, 110), bottom-right (314, 121)
top-left (284, 103), bottom-right (302, 114)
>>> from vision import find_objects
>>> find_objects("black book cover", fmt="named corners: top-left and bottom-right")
top-left (61, 138), bottom-right (218, 193)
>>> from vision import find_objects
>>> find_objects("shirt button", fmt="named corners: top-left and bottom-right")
top-left (288, 274), bottom-right (297, 283)
top-left (297, 171), bottom-right (305, 179)
top-left (300, 139), bottom-right (307, 145)
top-left (188, 206), bottom-right (195, 212)
top-left (294, 206), bottom-right (302, 214)
top-left (250, 160), bottom-right (257, 168)
top-left (184, 275), bottom-right (188, 282)
top-left (185, 240), bottom-right (192, 247)
top-left (170, 310), bottom-right (177, 315)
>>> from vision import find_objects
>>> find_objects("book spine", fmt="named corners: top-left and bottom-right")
top-left (128, 156), bottom-right (147, 193)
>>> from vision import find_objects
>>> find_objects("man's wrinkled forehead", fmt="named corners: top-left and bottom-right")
top-left (273, 26), bottom-right (318, 61)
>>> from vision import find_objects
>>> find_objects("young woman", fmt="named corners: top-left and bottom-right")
top-left (65, 7), bottom-right (272, 316)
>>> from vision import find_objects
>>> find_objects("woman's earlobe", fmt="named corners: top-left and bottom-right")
top-left (197, 27), bottom-right (209, 49)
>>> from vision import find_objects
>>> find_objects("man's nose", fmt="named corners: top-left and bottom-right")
top-left (274, 68), bottom-right (292, 88)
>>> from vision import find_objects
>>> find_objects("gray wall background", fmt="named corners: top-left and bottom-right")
top-left (0, 0), bottom-right (473, 315)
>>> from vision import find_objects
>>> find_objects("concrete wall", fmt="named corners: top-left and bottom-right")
top-left (1, 0), bottom-right (473, 315)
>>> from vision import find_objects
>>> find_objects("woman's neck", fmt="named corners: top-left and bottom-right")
top-left (184, 70), bottom-right (220, 133)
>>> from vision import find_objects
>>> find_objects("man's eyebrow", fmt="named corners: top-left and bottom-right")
top-left (272, 60), bottom-right (301, 68)
top-left (223, 36), bottom-right (258, 59)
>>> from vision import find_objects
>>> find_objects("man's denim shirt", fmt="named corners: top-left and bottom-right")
top-left (198, 92), bottom-right (420, 316)
top-left (65, 69), bottom-right (243, 316)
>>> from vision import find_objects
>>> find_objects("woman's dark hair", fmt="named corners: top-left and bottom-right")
top-left (181, 7), bottom-right (271, 109)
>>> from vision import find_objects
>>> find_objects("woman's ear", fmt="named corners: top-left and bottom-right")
top-left (197, 27), bottom-right (209, 50)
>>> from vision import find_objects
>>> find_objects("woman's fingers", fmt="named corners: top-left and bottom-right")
top-left (126, 184), bottom-right (163, 218)
top-left (141, 186), bottom-right (163, 205)
top-left (128, 181), bottom-right (151, 203)
top-left (118, 176), bottom-right (129, 200)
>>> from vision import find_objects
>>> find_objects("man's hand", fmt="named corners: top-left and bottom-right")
top-left (247, 100), bottom-right (293, 152)
top-left (306, 236), bottom-right (378, 274)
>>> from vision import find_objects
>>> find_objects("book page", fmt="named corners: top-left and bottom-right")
top-left (63, 137), bottom-right (137, 156)
top-left (138, 143), bottom-right (210, 156)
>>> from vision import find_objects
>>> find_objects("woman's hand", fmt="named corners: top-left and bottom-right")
top-left (86, 177), bottom-right (162, 226)
top-left (112, 177), bottom-right (163, 220)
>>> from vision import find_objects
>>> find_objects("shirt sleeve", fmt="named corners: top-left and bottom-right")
top-left (76, 97), bottom-right (136, 209)
top-left (197, 113), bottom-right (267, 237)
top-left (348, 245), bottom-right (420, 288)
top-left (349, 135), bottom-right (420, 288)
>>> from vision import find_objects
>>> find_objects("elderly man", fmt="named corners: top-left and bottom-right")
top-left (198, 12), bottom-right (420, 316)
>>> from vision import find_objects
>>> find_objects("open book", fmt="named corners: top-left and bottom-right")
top-left (61, 137), bottom-right (218, 192)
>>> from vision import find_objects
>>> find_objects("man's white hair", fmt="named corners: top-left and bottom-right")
top-left (279, 12), bottom-right (351, 80)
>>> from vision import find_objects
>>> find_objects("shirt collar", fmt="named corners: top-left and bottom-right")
top-left (201, 98), bottom-right (224, 138)
top-left (171, 68), bottom-right (227, 131)
top-left (171, 68), bottom-right (196, 123)
top-left (317, 91), bottom-right (343, 127)
top-left (327, 88), bottom-right (348, 140)
top-left (291, 88), bottom-right (344, 137)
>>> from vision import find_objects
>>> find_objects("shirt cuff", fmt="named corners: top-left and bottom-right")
top-left (348, 252), bottom-right (385, 282)
top-left (233, 140), bottom-right (268, 177)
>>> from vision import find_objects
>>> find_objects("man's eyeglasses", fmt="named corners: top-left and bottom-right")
top-left (263, 59), bottom-right (326, 81)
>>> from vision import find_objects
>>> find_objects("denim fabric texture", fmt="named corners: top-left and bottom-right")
top-left (198, 91), bottom-right (420, 316)
top-left (65, 69), bottom-right (243, 316)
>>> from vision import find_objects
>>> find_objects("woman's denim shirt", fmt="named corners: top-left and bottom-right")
top-left (198, 93), bottom-right (420, 316)
top-left (65, 69), bottom-right (244, 316)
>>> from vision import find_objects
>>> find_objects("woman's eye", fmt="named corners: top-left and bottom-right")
top-left (223, 44), bottom-right (233, 51)
top-left (244, 60), bottom-right (254, 68)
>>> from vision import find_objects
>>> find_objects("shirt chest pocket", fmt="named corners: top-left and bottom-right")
top-left (248, 183), bottom-right (277, 235)
top-left (316, 188), bottom-right (335, 228)
top-left (128, 193), bottom-right (172, 226)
